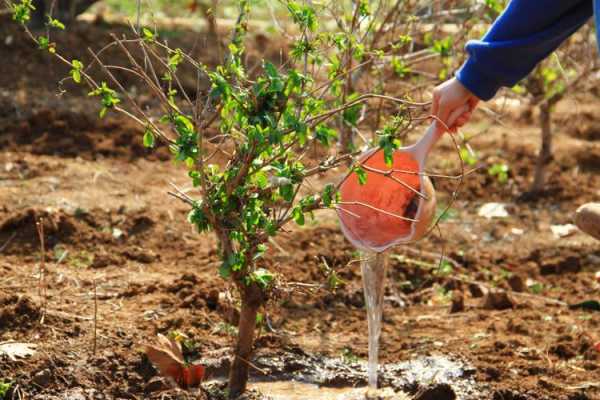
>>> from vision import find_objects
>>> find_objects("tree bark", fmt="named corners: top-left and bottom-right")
top-left (339, 125), bottom-right (354, 154)
top-left (198, 0), bottom-right (218, 40)
top-left (227, 281), bottom-right (263, 399)
top-left (531, 103), bottom-right (552, 193)
top-left (32, 0), bottom-right (100, 25)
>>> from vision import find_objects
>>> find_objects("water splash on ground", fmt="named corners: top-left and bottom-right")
top-left (203, 348), bottom-right (482, 399)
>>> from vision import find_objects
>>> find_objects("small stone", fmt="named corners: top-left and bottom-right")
top-left (449, 291), bottom-right (464, 313)
top-left (468, 283), bottom-right (485, 298)
top-left (492, 389), bottom-right (527, 400)
top-left (550, 343), bottom-right (576, 359)
top-left (507, 275), bottom-right (525, 292)
top-left (91, 253), bottom-right (118, 269)
top-left (32, 369), bottom-right (52, 388)
top-left (539, 256), bottom-right (581, 275)
top-left (144, 376), bottom-right (167, 393)
top-left (482, 290), bottom-right (515, 310)
top-left (414, 383), bottom-right (456, 400)
top-left (567, 393), bottom-right (590, 400)
top-left (575, 203), bottom-right (600, 240)
top-left (180, 294), bottom-right (206, 309)
top-left (123, 247), bottom-right (157, 264)
top-left (484, 366), bottom-right (501, 380)
top-left (112, 227), bottom-right (124, 239)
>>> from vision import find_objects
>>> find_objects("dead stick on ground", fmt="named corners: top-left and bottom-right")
top-left (236, 355), bottom-right (268, 375)
top-left (93, 278), bottom-right (98, 355)
top-left (36, 218), bottom-right (47, 324)
top-left (0, 231), bottom-right (16, 253)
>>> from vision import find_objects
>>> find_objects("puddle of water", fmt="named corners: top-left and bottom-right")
top-left (249, 381), bottom-right (365, 400)
top-left (249, 381), bottom-right (409, 400)
top-left (205, 352), bottom-right (480, 398)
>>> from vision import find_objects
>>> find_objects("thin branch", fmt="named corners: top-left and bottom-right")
top-left (335, 201), bottom-right (418, 222)
top-left (360, 164), bottom-right (427, 200)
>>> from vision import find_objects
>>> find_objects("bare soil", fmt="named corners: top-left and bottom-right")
top-left (1, 16), bottom-right (599, 400)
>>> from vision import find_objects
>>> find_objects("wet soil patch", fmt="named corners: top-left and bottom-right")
top-left (0, 108), bottom-right (172, 161)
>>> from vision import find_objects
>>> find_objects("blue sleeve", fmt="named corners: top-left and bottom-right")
top-left (456, 0), bottom-right (593, 100)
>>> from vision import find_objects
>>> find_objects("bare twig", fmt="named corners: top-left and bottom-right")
top-left (92, 278), bottom-right (98, 355)
top-left (0, 232), bottom-right (16, 253)
top-left (35, 218), bottom-right (47, 324)
top-left (336, 201), bottom-right (418, 222)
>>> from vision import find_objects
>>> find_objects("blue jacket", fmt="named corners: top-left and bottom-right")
top-left (456, 0), bottom-right (597, 100)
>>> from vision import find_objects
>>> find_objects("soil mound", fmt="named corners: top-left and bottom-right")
top-left (1, 108), bottom-right (171, 161)
top-left (0, 294), bottom-right (40, 330)
top-left (0, 208), bottom-right (89, 255)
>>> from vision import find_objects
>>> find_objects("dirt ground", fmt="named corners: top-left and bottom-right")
top-left (1, 15), bottom-right (599, 400)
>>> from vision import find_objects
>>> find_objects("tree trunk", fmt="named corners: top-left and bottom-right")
top-left (32, 0), bottom-right (99, 26)
top-left (199, 0), bottom-right (218, 40)
top-left (227, 282), bottom-right (263, 399)
top-left (30, 0), bottom-right (46, 29)
top-left (531, 103), bottom-right (552, 193)
top-left (339, 125), bottom-right (354, 154)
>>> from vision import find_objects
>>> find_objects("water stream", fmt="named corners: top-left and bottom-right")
top-left (360, 250), bottom-right (388, 393)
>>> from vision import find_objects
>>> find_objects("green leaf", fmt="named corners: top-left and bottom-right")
top-left (488, 163), bottom-right (509, 184)
top-left (342, 101), bottom-right (361, 127)
top-left (88, 82), bottom-right (120, 118)
top-left (315, 125), bottom-right (337, 146)
top-left (528, 282), bottom-right (544, 294)
top-left (358, 0), bottom-right (370, 16)
top-left (168, 48), bottom-right (184, 71)
top-left (70, 59), bottom-right (83, 84)
top-left (72, 70), bottom-right (81, 83)
top-left (37, 35), bottom-right (49, 50)
top-left (249, 268), bottom-right (274, 289)
top-left (174, 114), bottom-right (194, 134)
top-left (188, 202), bottom-right (210, 232)
top-left (189, 171), bottom-right (201, 187)
top-left (0, 380), bottom-right (11, 398)
top-left (354, 166), bottom-right (367, 185)
top-left (219, 262), bottom-right (232, 278)
top-left (252, 171), bottom-right (268, 189)
top-left (432, 37), bottom-right (453, 58)
top-left (279, 184), bottom-right (294, 202)
top-left (47, 16), bottom-right (65, 30)
top-left (287, 1), bottom-right (317, 32)
top-left (142, 27), bottom-right (155, 42)
top-left (435, 205), bottom-right (458, 222)
top-left (264, 61), bottom-right (279, 79)
top-left (322, 184), bottom-right (335, 207)
top-left (459, 147), bottom-right (478, 166)
top-left (436, 260), bottom-right (453, 276)
top-left (378, 133), bottom-right (400, 167)
top-left (292, 206), bottom-right (305, 226)
top-left (143, 127), bottom-right (155, 148)
top-left (391, 57), bottom-right (411, 77)
top-left (12, 0), bottom-right (35, 24)
top-left (220, 252), bottom-right (245, 279)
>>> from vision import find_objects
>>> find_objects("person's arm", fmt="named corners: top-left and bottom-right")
top-left (457, 0), bottom-right (593, 101)
top-left (432, 0), bottom-right (594, 131)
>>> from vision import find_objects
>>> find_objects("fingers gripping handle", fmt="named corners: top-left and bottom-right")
top-left (436, 104), bottom-right (471, 133)
top-left (414, 104), bottom-right (471, 164)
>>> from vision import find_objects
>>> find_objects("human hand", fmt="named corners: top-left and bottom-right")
top-left (431, 78), bottom-right (480, 132)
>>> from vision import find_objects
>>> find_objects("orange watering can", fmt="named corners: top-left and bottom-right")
top-left (337, 108), bottom-right (466, 252)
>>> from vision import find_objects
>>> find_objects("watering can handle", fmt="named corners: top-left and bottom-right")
top-left (413, 104), bottom-right (471, 163)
